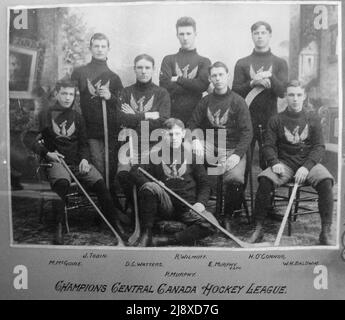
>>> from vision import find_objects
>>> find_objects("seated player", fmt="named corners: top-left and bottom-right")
top-left (188, 61), bottom-right (253, 231)
top-left (129, 118), bottom-right (214, 247)
top-left (248, 80), bottom-right (334, 245)
top-left (30, 80), bottom-right (124, 245)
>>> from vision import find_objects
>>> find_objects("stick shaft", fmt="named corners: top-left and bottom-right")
top-left (274, 183), bottom-right (299, 246)
top-left (128, 134), bottom-right (141, 244)
top-left (102, 100), bottom-right (110, 189)
top-left (138, 167), bottom-right (250, 248)
top-left (60, 159), bottom-right (125, 246)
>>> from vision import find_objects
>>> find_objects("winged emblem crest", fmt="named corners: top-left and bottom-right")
top-left (52, 119), bottom-right (76, 139)
top-left (284, 125), bottom-right (309, 144)
top-left (175, 63), bottom-right (198, 79)
top-left (162, 159), bottom-right (187, 180)
top-left (249, 65), bottom-right (273, 80)
top-left (129, 94), bottom-right (154, 113)
top-left (87, 78), bottom-right (110, 99)
top-left (207, 108), bottom-right (229, 128)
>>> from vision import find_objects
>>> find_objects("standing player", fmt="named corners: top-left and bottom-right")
top-left (159, 17), bottom-right (211, 125)
top-left (232, 21), bottom-right (288, 169)
top-left (71, 33), bottom-right (123, 197)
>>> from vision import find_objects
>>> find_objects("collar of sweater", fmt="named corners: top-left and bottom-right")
top-left (178, 48), bottom-right (197, 55)
top-left (284, 107), bottom-right (306, 119)
top-left (134, 79), bottom-right (154, 91)
top-left (51, 101), bottom-right (73, 112)
top-left (90, 57), bottom-right (108, 66)
top-left (213, 87), bottom-right (231, 98)
top-left (252, 48), bottom-right (272, 57)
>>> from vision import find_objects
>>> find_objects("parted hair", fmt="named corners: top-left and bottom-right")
top-left (55, 79), bottom-right (77, 92)
top-left (89, 33), bottom-right (110, 47)
top-left (286, 80), bottom-right (306, 90)
top-left (251, 21), bottom-right (272, 34)
top-left (209, 61), bottom-right (229, 74)
top-left (176, 16), bottom-right (196, 32)
top-left (134, 54), bottom-right (155, 67)
top-left (163, 118), bottom-right (185, 130)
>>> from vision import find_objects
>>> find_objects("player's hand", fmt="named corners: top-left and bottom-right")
top-left (192, 139), bottom-right (204, 157)
top-left (190, 202), bottom-right (205, 214)
top-left (79, 159), bottom-right (90, 174)
top-left (98, 86), bottom-right (111, 100)
top-left (145, 112), bottom-right (159, 120)
top-left (272, 163), bottom-right (285, 176)
top-left (46, 151), bottom-right (64, 163)
top-left (225, 154), bottom-right (240, 171)
top-left (294, 166), bottom-right (309, 185)
top-left (257, 78), bottom-right (271, 88)
top-left (121, 103), bottom-right (136, 114)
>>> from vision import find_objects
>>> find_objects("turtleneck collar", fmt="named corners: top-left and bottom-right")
top-left (179, 48), bottom-right (197, 54)
top-left (252, 48), bottom-right (272, 57)
top-left (51, 101), bottom-right (73, 112)
top-left (213, 87), bottom-right (231, 97)
top-left (284, 107), bottom-right (305, 118)
top-left (90, 57), bottom-right (108, 66)
top-left (135, 79), bottom-right (153, 90)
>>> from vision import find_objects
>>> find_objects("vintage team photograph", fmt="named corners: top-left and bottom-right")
top-left (8, 1), bottom-right (341, 249)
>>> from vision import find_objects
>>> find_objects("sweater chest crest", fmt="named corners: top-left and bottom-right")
top-left (175, 62), bottom-right (198, 79)
top-left (129, 93), bottom-right (154, 113)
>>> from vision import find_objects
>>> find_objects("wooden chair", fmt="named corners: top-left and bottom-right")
top-left (272, 182), bottom-right (319, 236)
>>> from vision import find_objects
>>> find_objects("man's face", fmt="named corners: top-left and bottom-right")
top-left (176, 26), bottom-right (196, 50)
top-left (209, 67), bottom-right (229, 91)
top-left (134, 59), bottom-right (154, 83)
top-left (90, 39), bottom-right (109, 60)
top-left (286, 86), bottom-right (306, 113)
top-left (56, 87), bottom-right (75, 109)
top-left (252, 25), bottom-right (271, 50)
top-left (164, 125), bottom-right (185, 149)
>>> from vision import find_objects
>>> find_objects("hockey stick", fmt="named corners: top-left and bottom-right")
top-left (59, 158), bottom-right (125, 246)
top-left (128, 134), bottom-right (141, 245)
top-left (138, 167), bottom-right (271, 248)
top-left (274, 182), bottom-right (299, 246)
top-left (102, 99), bottom-right (110, 189)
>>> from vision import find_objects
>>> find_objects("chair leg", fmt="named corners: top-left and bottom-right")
top-left (64, 205), bottom-right (70, 234)
top-left (215, 175), bottom-right (223, 219)
top-left (293, 188), bottom-right (300, 222)
top-left (39, 194), bottom-right (44, 223)
top-left (242, 192), bottom-right (251, 224)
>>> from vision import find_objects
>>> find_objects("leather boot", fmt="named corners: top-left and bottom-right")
top-left (137, 228), bottom-right (152, 247)
top-left (151, 235), bottom-right (178, 247)
top-left (248, 221), bottom-right (264, 243)
top-left (54, 222), bottom-right (64, 245)
top-left (319, 223), bottom-right (332, 245)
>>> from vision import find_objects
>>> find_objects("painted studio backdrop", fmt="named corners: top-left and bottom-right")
top-left (8, 2), bottom-right (340, 247)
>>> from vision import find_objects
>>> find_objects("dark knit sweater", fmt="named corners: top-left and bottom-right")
top-left (118, 80), bottom-right (171, 138)
top-left (188, 88), bottom-right (253, 158)
top-left (232, 49), bottom-right (288, 129)
top-left (31, 103), bottom-right (90, 166)
top-left (130, 144), bottom-right (211, 211)
top-left (71, 57), bottom-right (123, 139)
top-left (159, 48), bottom-right (211, 124)
top-left (263, 108), bottom-right (325, 171)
